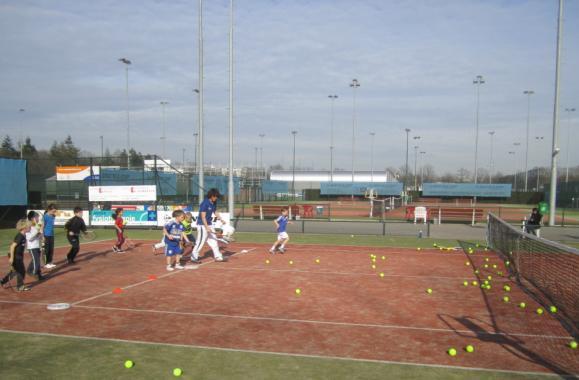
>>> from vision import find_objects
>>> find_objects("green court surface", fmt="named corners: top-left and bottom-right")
top-left (0, 331), bottom-right (554, 380)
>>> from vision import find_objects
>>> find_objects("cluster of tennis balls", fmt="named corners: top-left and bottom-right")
top-left (124, 361), bottom-right (183, 377)
top-left (448, 345), bottom-right (475, 356)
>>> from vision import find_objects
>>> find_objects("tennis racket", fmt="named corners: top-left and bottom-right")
top-left (81, 230), bottom-right (97, 241)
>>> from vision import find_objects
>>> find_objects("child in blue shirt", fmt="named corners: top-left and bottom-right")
top-left (163, 210), bottom-right (190, 271)
top-left (270, 207), bottom-right (292, 254)
top-left (43, 204), bottom-right (57, 269)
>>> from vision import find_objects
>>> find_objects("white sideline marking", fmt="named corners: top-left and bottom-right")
top-left (0, 329), bottom-right (569, 378)
top-left (71, 247), bottom-right (257, 306)
top-left (0, 300), bottom-right (569, 340)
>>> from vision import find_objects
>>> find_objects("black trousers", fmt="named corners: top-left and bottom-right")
top-left (67, 235), bottom-right (80, 263)
top-left (44, 235), bottom-right (55, 264)
top-left (2, 254), bottom-right (25, 287)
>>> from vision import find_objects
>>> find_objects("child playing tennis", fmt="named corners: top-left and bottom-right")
top-left (26, 211), bottom-right (43, 281)
top-left (269, 207), bottom-right (292, 254)
top-left (163, 210), bottom-right (190, 271)
top-left (191, 188), bottom-right (228, 263)
top-left (64, 207), bottom-right (87, 265)
top-left (111, 208), bottom-right (125, 253)
top-left (1, 219), bottom-right (32, 291)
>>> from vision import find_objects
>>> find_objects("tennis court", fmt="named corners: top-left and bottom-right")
top-left (0, 231), bottom-right (577, 377)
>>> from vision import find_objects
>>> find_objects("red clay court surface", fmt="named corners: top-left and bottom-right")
top-left (0, 239), bottom-right (577, 376)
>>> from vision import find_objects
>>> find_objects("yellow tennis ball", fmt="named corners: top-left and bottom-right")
top-left (265, 259), bottom-right (270, 264)
top-left (472, 281), bottom-right (478, 286)
top-left (295, 288), bottom-right (301, 295)
top-left (503, 296), bottom-right (510, 303)
top-left (570, 341), bottom-right (578, 349)
top-left (289, 260), bottom-right (294, 265)
top-left (503, 285), bottom-right (511, 292)
top-left (417, 247), bottom-right (421, 251)
top-left (381, 255), bottom-right (386, 260)
top-left (474, 269), bottom-right (480, 274)
top-left (505, 261), bottom-right (510, 266)
top-left (519, 302), bottom-right (526, 309)
top-left (315, 259), bottom-right (320, 264)
top-left (124, 360), bottom-right (134, 369)
top-left (485, 258), bottom-right (489, 262)
top-left (465, 345), bottom-right (474, 353)
top-left (487, 275), bottom-right (492, 280)
top-left (536, 308), bottom-right (544, 315)
top-left (463, 281), bottom-right (468, 287)
top-left (371, 258), bottom-right (376, 263)
top-left (426, 288), bottom-right (433, 294)
top-left (173, 368), bottom-right (182, 377)
top-left (484, 264), bottom-right (489, 269)
top-left (379, 272), bottom-right (385, 278)
top-left (371, 264), bottom-right (376, 269)
top-left (549, 306), bottom-right (558, 313)
top-left (486, 284), bottom-right (491, 290)
top-left (492, 264), bottom-right (497, 269)
top-left (351, 235), bottom-right (354, 238)
top-left (465, 262), bottom-right (470, 266)
top-left (448, 348), bottom-right (457, 356)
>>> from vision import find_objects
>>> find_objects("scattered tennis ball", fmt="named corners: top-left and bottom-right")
top-left (371, 258), bottom-right (377, 263)
top-left (289, 260), bottom-right (294, 265)
top-left (484, 264), bottom-right (489, 269)
top-left (371, 264), bottom-right (376, 269)
top-left (351, 235), bottom-right (354, 238)
top-left (474, 269), bottom-right (480, 274)
top-left (472, 281), bottom-right (478, 286)
top-left (173, 368), bottom-right (183, 377)
top-left (124, 360), bottom-right (134, 369)
top-left (508, 251), bottom-right (513, 256)
top-left (295, 288), bottom-right (301, 295)
top-left (519, 302), bottom-right (526, 309)
top-left (426, 288), bottom-right (433, 294)
top-left (265, 259), bottom-right (270, 264)
top-left (505, 261), bottom-right (510, 266)
top-left (483, 280), bottom-right (489, 285)
top-left (465, 345), bottom-right (474, 353)
top-left (463, 281), bottom-right (468, 287)
top-left (465, 262), bottom-right (470, 266)
top-left (417, 247), bottom-right (421, 251)
top-left (487, 275), bottom-right (492, 280)
top-left (381, 255), bottom-right (386, 260)
top-left (486, 284), bottom-right (492, 290)
top-left (485, 258), bottom-right (489, 262)
top-left (315, 259), bottom-right (320, 264)
top-left (484, 248), bottom-right (488, 251)
top-left (476, 243), bottom-right (480, 248)
top-left (379, 272), bottom-right (385, 278)
top-left (537, 308), bottom-right (544, 315)
top-left (503, 296), bottom-right (510, 303)
top-left (570, 341), bottom-right (578, 349)
top-left (492, 264), bottom-right (497, 269)
top-left (433, 243), bottom-right (438, 247)
top-left (549, 306), bottom-right (558, 313)
top-left (503, 285), bottom-right (511, 292)
top-left (439, 247), bottom-right (443, 251)
top-left (448, 348), bottom-right (457, 356)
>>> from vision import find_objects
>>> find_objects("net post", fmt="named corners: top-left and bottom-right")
top-left (259, 205), bottom-right (263, 221)
top-left (471, 208), bottom-right (475, 226)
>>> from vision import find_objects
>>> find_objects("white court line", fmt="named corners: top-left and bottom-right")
top-left (274, 245), bottom-right (491, 257)
top-left (71, 247), bottom-right (257, 306)
top-left (0, 329), bottom-right (569, 378)
top-left (68, 304), bottom-right (570, 340)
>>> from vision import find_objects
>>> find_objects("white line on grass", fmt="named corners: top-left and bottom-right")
top-left (70, 247), bottom-right (257, 306)
top-left (0, 329), bottom-right (572, 378)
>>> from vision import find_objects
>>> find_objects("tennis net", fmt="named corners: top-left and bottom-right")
top-left (486, 212), bottom-right (579, 336)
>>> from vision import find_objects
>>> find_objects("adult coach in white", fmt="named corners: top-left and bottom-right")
top-left (191, 188), bottom-right (228, 263)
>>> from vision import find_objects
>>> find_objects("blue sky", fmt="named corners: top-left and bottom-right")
top-left (0, 0), bottom-right (577, 175)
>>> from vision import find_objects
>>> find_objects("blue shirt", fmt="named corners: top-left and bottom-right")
top-left (276, 215), bottom-right (289, 233)
top-left (197, 199), bottom-right (216, 226)
top-left (164, 220), bottom-right (184, 246)
top-left (43, 213), bottom-right (55, 237)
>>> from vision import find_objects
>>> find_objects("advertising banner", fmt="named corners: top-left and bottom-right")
top-left (0, 158), bottom-right (27, 205)
top-left (321, 182), bottom-right (403, 196)
top-left (89, 185), bottom-right (157, 202)
top-left (56, 166), bottom-right (100, 181)
top-left (90, 210), bottom-right (157, 226)
top-left (422, 183), bottom-right (512, 198)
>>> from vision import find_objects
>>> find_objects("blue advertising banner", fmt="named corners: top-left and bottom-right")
top-left (90, 210), bottom-right (157, 226)
top-left (422, 183), bottom-right (512, 197)
top-left (100, 169), bottom-right (177, 196)
top-left (193, 176), bottom-right (240, 195)
top-left (321, 182), bottom-right (403, 196)
top-left (0, 158), bottom-right (27, 206)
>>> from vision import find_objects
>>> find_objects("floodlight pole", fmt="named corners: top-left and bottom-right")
top-left (549, 0), bottom-right (563, 226)
top-left (473, 75), bottom-right (485, 186)
top-left (291, 131), bottom-right (297, 201)
top-left (404, 128), bottom-right (410, 204)
top-left (118, 58), bottom-right (131, 168)
top-left (513, 142), bottom-right (521, 191)
top-left (508, 151), bottom-right (516, 190)
top-left (198, 0), bottom-right (205, 200)
top-left (370, 132), bottom-right (375, 182)
top-left (350, 79), bottom-right (360, 199)
top-left (160, 101), bottom-right (169, 158)
top-left (419, 151), bottom-right (426, 187)
top-left (228, 0), bottom-right (235, 216)
top-left (328, 95), bottom-right (338, 182)
top-left (18, 108), bottom-right (25, 159)
top-left (412, 136), bottom-right (420, 191)
top-left (535, 136), bottom-right (544, 190)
